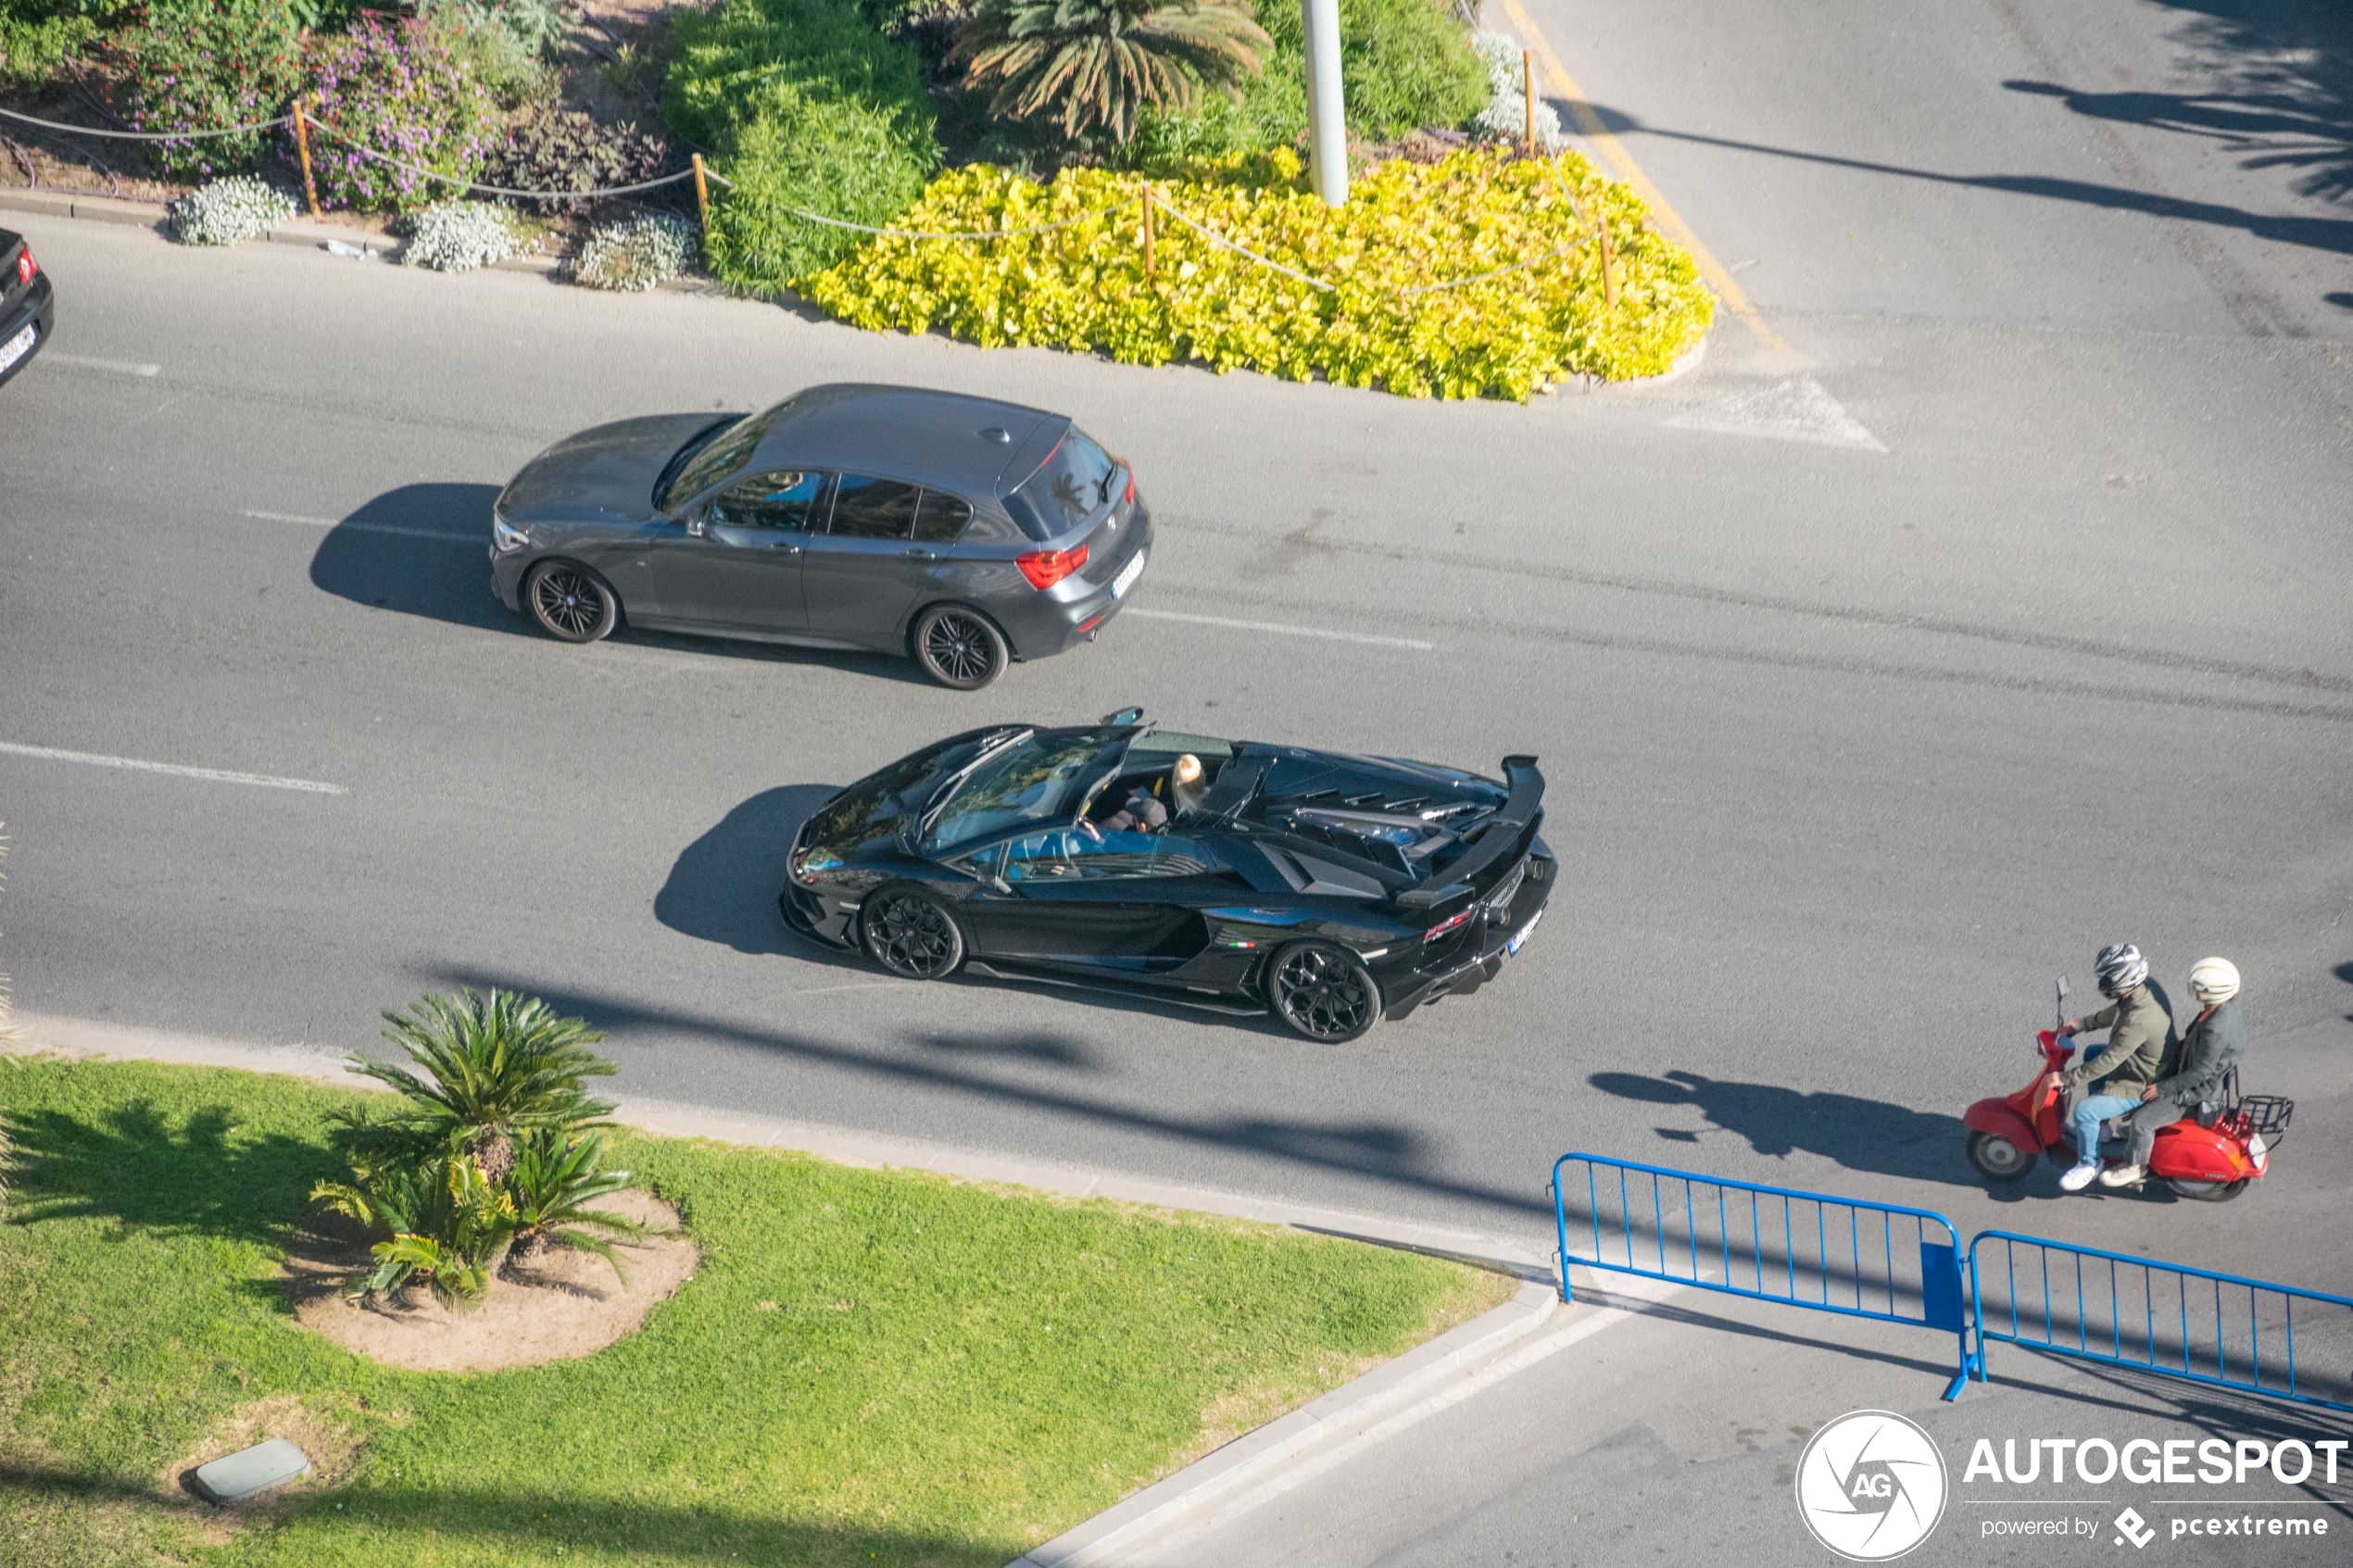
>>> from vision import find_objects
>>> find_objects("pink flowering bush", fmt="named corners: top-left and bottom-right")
top-left (106, 1), bottom-right (307, 182)
top-left (308, 13), bottom-right (497, 212)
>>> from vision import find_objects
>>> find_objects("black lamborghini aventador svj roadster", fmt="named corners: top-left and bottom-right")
top-left (779, 712), bottom-right (1552, 1041)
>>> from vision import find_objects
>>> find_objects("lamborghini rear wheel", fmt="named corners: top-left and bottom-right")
top-left (1268, 942), bottom-right (1380, 1044)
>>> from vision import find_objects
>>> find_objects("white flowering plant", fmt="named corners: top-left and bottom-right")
top-left (168, 176), bottom-right (296, 246)
top-left (1470, 31), bottom-right (1567, 152)
top-left (570, 212), bottom-right (699, 292)
top-left (400, 201), bottom-right (524, 272)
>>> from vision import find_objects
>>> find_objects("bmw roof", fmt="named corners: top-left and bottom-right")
top-left (749, 383), bottom-right (1071, 499)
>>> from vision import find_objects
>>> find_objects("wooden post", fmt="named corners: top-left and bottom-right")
top-left (1596, 211), bottom-right (1617, 307)
top-left (293, 95), bottom-right (321, 218)
top-left (1523, 51), bottom-right (1536, 155)
top-left (691, 153), bottom-right (711, 244)
top-left (1139, 182), bottom-right (1154, 283)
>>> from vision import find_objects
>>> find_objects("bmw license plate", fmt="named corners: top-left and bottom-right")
top-left (0, 322), bottom-right (35, 375)
top-left (1111, 546), bottom-right (1147, 599)
top-left (1506, 905), bottom-right (1543, 957)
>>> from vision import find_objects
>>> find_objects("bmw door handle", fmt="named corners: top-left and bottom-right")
top-left (771, 541), bottom-right (801, 555)
top-left (904, 547), bottom-right (939, 562)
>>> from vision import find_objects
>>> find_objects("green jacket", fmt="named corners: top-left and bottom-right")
top-left (2060, 979), bottom-right (2177, 1096)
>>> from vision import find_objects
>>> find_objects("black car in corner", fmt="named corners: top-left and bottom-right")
top-left (491, 383), bottom-right (1152, 688)
top-left (779, 715), bottom-right (1554, 1041)
top-left (0, 229), bottom-right (55, 390)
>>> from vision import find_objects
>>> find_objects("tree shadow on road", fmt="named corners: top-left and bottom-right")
top-left (422, 965), bottom-right (1519, 1218)
top-left (1587, 1068), bottom-right (1975, 1187)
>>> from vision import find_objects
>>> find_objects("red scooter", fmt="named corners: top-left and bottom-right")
top-left (1962, 977), bottom-right (2291, 1201)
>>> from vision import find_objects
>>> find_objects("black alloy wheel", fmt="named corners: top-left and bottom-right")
top-left (1268, 942), bottom-right (1381, 1043)
top-left (862, 886), bottom-right (965, 979)
top-left (912, 605), bottom-right (1009, 690)
top-left (1965, 1131), bottom-right (2033, 1183)
top-left (527, 561), bottom-right (620, 644)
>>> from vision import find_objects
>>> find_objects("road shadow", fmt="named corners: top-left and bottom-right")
top-left (1588, 1069), bottom-right (1975, 1187)
top-left (1567, 96), bottom-right (2353, 271)
top-left (423, 966), bottom-right (1519, 1218)
top-left (308, 484), bottom-right (932, 684)
top-left (2142, 0), bottom-right (2353, 206)
top-left (656, 784), bottom-right (847, 959)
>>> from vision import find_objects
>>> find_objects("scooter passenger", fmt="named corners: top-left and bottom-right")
top-left (2049, 943), bottom-right (2176, 1192)
top-left (2104, 957), bottom-right (2245, 1188)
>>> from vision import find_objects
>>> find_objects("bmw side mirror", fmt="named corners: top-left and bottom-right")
top-left (684, 510), bottom-right (710, 539)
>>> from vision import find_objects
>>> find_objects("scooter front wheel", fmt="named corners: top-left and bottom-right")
top-left (1968, 1132), bottom-right (2035, 1183)
top-left (2165, 1176), bottom-right (2249, 1202)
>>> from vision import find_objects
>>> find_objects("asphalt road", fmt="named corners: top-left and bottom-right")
top-left (0, 1), bottom-right (2349, 1555)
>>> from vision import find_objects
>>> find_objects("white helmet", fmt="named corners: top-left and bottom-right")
top-left (2188, 956), bottom-right (2241, 1004)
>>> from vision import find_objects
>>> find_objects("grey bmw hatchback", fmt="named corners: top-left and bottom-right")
top-left (490, 383), bottom-right (1152, 688)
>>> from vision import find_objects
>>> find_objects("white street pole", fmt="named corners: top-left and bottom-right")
top-left (1301, 0), bottom-right (1348, 207)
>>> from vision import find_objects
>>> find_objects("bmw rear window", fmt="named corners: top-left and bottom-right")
top-left (1004, 429), bottom-right (1118, 541)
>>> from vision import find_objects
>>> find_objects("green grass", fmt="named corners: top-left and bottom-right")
top-left (0, 1056), bottom-right (1504, 1566)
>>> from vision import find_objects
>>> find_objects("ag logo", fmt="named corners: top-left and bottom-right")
top-left (1794, 1410), bottom-right (1948, 1561)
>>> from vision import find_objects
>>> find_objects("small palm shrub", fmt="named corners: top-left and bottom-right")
top-left (315, 1152), bottom-right (518, 1302)
top-left (571, 211), bottom-right (700, 291)
top-left (954, 0), bottom-right (1270, 145)
top-left (317, 989), bottom-right (645, 1302)
top-left (507, 1129), bottom-right (646, 1275)
top-left (169, 175), bottom-right (297, 245)
top-left (400, 200), bottom-right (525, 271)
top-left (345, 988), bottom-right (616, 1183)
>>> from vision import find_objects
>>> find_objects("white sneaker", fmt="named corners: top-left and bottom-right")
top-left (2098, 1163), bottom-right (2145, 1188)
top-left (2059, 1161), bottom-right (2102, 1192)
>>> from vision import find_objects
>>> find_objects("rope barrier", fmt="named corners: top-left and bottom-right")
top-left (1148, 196), bottom-right (1336, 292)
top-left (4, 94), bottom-right (1614, 299)
top-left (699, 167), bottom-right (1138, 241)
top-left (306, 119), bottom-right (698, 199)
top-left (0, 105), bottom-right (290, 140)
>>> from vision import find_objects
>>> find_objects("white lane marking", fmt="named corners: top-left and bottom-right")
top-left (1126, 608), bottom-right (1435, 652)
top-left (242, 508), bottom-right (478, 543)
top-left (1666, 375), bottom-right (1887, 452)
top-left (42, 352), bottom-right (160, 377)
top-left (789, 982), bottom-right (905, 998)
top-left (0, 741), bottom-right (347, 795)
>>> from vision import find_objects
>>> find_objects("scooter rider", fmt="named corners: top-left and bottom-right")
top-left (2103, 957), bottom-right (2245, 1188)
top-left (2049, 943), bottom-right (2177, 1192)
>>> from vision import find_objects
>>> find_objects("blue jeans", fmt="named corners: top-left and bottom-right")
top-left (2071, 1093), bottom-right (2144, 1162)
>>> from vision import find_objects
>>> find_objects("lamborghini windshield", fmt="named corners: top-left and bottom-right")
top-left (919, 729), bottom-right (1126, 853)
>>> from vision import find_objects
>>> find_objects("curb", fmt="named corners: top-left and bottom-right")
top-left (1009, 1277), bottom-right (1560, 1568)
top-left (0, 187), bottom-right (720, 292)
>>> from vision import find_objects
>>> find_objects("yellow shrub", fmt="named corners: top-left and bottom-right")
top-left (791, 146), bottom-right (1714, 400)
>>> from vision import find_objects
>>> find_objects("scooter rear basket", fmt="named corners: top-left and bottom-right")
top-left (2233, 1094), bottom-right (2293, 1146)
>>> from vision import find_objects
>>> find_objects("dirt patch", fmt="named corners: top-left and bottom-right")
top-left (287, 1188), bottom-right (698, 1373)
top-left (158, 1393), bottom-right (365, 1543)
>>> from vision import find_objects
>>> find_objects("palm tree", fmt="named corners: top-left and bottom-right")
top-left (954, 0), bottom-right (1271, 144)
top-left (348, 989), bottom-right (617, 1185)
top-left (504, 1129), bottom-right (648, 1284)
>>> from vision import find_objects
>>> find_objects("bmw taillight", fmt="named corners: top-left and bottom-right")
top-left (13, 246), bottom-right (33, 287)
top-left (1016, 544), bottom-right (1088, 590)
top-left (1122, 463), bottom-right (1136, 505)
top-left (1422, 908), bottom-right (1476, 943)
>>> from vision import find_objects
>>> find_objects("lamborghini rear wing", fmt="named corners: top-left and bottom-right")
top-left (1396, 756), bottom-right (1543, 910)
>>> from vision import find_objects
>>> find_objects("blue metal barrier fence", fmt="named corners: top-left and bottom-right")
top-left (1550, 1153), bottom-right (1975, 1399)
top-left (1965, 1231), bottom-right (2353, 1413)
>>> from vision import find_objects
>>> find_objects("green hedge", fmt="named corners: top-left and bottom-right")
top-left (665, 0), bottom-right (940, 290)
top-left (1125, 0), bottom-right (1490, 166)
